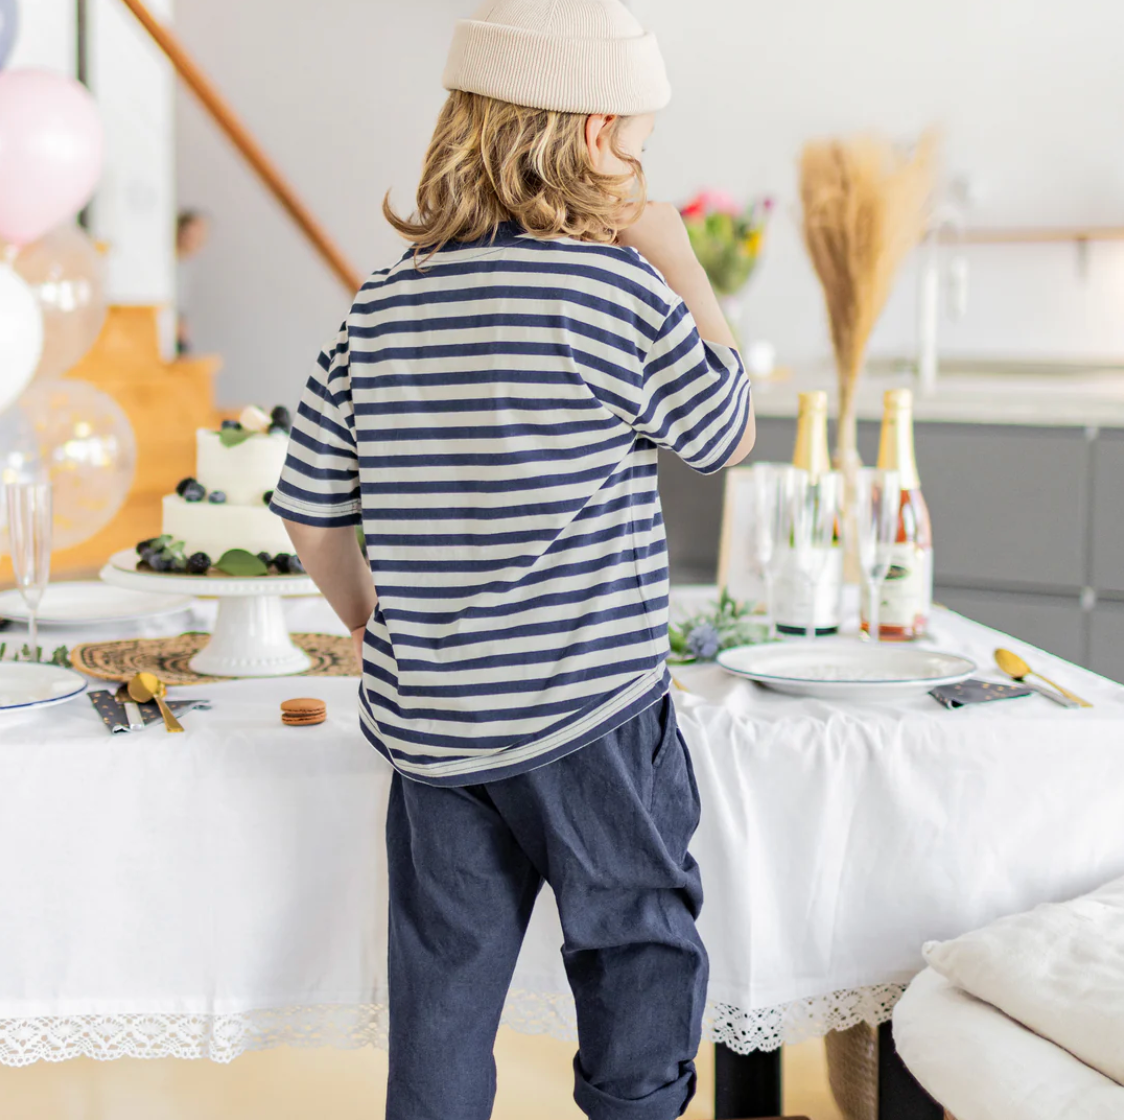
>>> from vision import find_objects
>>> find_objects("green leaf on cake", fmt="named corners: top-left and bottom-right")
top-left (219, 427), bottom-right (255, 448)
top-left (215, 549), bottom-right (270, 577)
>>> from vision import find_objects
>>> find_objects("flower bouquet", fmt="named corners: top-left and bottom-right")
top-left (668, 587), bottom-right (771, 665)
top-left (680, 190), bottom-right (772, 298)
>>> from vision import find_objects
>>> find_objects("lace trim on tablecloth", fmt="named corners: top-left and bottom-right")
top-left (0, 985), bottom-right (908, 1066)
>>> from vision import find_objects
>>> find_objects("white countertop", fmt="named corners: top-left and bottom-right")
top-left (751, 364), bottom-right (1124, 429)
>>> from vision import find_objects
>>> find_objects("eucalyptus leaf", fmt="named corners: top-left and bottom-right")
top-left (215, 549), bottom-right (270, 577)
top-left (219, 428), bottom-right (255, 448)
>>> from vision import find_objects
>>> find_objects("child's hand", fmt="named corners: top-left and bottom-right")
top-left (618, 202), bottom-right (702, 284)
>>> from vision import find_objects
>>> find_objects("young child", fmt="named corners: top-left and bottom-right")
top-left (271, 2), bottom-right (756, 1116)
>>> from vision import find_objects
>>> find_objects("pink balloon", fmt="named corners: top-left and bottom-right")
top-left (0, 70), bottom-right (104, 246)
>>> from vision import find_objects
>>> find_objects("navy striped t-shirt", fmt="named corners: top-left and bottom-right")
top-left (271, 223), bottom-right (750, 786)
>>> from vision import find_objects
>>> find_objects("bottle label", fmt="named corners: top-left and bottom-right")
top-left (868, 544), bottom-right (933, 628)
top-left (773, 546), bottom-right (844, 632)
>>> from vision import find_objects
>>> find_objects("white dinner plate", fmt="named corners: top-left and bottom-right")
top-left (0, 662), bottom-right (88, 714)
top-left (0, 582), bottom-right (195, 627)
top-left (717, 641), bottom-right (976, 700)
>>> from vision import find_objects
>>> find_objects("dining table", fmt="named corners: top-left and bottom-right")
top-left (1, 583), bottom-right (1122, 1120)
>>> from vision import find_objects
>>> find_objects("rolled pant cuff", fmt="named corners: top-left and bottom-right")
top-left (572, 1056), bottom-right (697, 1120)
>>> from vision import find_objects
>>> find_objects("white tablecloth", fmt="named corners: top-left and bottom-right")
top-left (1, 590), bottom-right (1122, 1065)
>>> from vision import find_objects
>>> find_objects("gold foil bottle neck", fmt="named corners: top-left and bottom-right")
top-left (883, 388), bottom-right (915, 413)
top-left (797, 390), bottom-right (829, 414)
top-left (793, 391), bottom-right (832, 478)
top-left (877, 389), bottom-right (921, 489)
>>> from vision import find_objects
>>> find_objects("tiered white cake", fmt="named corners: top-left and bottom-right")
top-left (161, 423), bottom-right (291, 561)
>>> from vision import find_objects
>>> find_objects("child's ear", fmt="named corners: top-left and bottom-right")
top-left (584, 114), bottom-right (619, 172)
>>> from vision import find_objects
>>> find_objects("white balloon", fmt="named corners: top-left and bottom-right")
top-left (0, 263), bottom-right (44, 415)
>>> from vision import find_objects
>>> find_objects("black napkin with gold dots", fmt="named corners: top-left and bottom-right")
top-left (88, 690), bottom-right (212, 734)
top-left (930, 678), bottom-right (1033, 710)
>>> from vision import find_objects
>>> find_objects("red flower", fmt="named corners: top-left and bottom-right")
top-left (680, 194), bottom-right (708, 220)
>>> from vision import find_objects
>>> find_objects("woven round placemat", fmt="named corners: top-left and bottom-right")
top-left (69, 633), bottom-right (359, 686)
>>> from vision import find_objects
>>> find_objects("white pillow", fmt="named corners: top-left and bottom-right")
top-left (922, 874), bottom-right (1124, 1087)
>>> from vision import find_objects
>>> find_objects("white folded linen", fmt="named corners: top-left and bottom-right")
top-left (894, 968), bottom-right (1124, 1120)
top-left (922, 874), bottom-right (1124, 1087)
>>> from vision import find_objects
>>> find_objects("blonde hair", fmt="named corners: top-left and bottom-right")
top-left (384, 90), bottom-right (645, 257)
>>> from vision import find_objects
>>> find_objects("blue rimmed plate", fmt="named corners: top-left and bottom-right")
top-left (717, 641), bottom-right (975, 700)
top-left (0, 662), bottom-right (89, 714)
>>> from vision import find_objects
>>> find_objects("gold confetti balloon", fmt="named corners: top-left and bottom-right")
top-left (17, 378), bottom-right (135, 549)
top-left (9, 223), bottom-right (108, 383)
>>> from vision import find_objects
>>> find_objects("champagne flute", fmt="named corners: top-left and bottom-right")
top-left (788, 470), bottom-right (842, 641)
top-left (750, 463), bottom-right (798, 640)
top-left (852, 468), bottom-right (901, 643)
top-left (5, 480), bottom-right (53, 660)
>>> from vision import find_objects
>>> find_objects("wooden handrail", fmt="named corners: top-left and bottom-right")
top-left (117, 0), bottom-right (363, 293)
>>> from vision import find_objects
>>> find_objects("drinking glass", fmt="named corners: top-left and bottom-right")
top-left (750, 463), bottom-right (799, 640)
top-left (852, 468), bottom-right (901, 643)
top-left (786, 469), bottom-right (842, 641)
top-left (5, 480), bottom-right (53, 659)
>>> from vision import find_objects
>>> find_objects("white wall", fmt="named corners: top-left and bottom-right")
top-left (7, 0), bottom-right (73, 73)
top-left (631, 0), bottom-right (1124, 369)
top-left (87, 0), bottom-right (177, 314)
top-left (175, 0), bottom-right (462, 407)
top-left (175, 0), bottom-right (1124, 409)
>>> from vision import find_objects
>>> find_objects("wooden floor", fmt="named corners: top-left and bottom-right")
top-left (0, 1032), bottom-right (844, 1119)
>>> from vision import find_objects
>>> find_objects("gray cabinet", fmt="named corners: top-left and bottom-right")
top-left (1092, 432), bottom-right (1124, 594)
top-left (1089, 604), bottom-right (1124, 683)
top-left (915, 425), bottom-right (1089, 591)
top-left (933, 586), bottom-right (1086, 667)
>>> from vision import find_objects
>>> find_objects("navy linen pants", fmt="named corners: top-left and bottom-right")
top-left (384, 691), bottom-right (708, 1120)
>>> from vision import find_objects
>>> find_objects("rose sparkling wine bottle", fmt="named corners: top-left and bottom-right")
top-left (865, 388), bottom-right (933, 640)
top-left (774, 390), bottom-right (843, 636)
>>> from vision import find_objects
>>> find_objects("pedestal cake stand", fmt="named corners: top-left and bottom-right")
top-left (100, 550), bottom-right (316, 678)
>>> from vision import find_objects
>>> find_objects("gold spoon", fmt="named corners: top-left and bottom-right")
top-left (994, 648), bottom-right (1093, 709)
top-left (127, 672), bottom-right (185, 733)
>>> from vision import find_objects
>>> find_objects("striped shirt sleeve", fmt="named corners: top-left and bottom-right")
top-left (269, 326), bottom-right (362, 527)
top-left (632, 300), bottom-right (751, 475)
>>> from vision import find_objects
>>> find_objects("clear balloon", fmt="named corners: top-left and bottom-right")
top-left (0, 70), bottom-right (104, 246)
top-left (18, 379), bottom-right (136, 550)
top-left (0, 0), bottom-right (19, 71)
top-left (0, 262), bottom-right (43, 414)
top-left (10, 223), bottom-right (107, 382)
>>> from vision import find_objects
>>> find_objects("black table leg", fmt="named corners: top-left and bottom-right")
top-left (714, 1042), bottom-right (782, 1119)
top-left (877, 1021), bottom-right (943, 1120)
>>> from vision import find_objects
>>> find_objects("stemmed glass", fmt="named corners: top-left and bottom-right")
top-left (750, 463), bottom-right (798, 640)
top-left (852, 468), bottom-right (901, 643)
top-left (786, 469), bottom-right (843, 641)
top-left (4, 480), bottom-right (53, 660)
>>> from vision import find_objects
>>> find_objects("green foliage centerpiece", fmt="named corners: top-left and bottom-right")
top-left (668, 588), bottom-right (772, 665)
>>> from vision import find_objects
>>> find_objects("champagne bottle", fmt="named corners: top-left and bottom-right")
top-left (866, 388), bottom-right (933, 640)
top-left (774, 391), bottom-right (843, 636)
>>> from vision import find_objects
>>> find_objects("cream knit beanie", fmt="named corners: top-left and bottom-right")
top-left (443, 0), bottom-right (671, 116)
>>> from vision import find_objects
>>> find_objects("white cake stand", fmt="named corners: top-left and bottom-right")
top-left (99, 550), bottom-right (316, 678)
